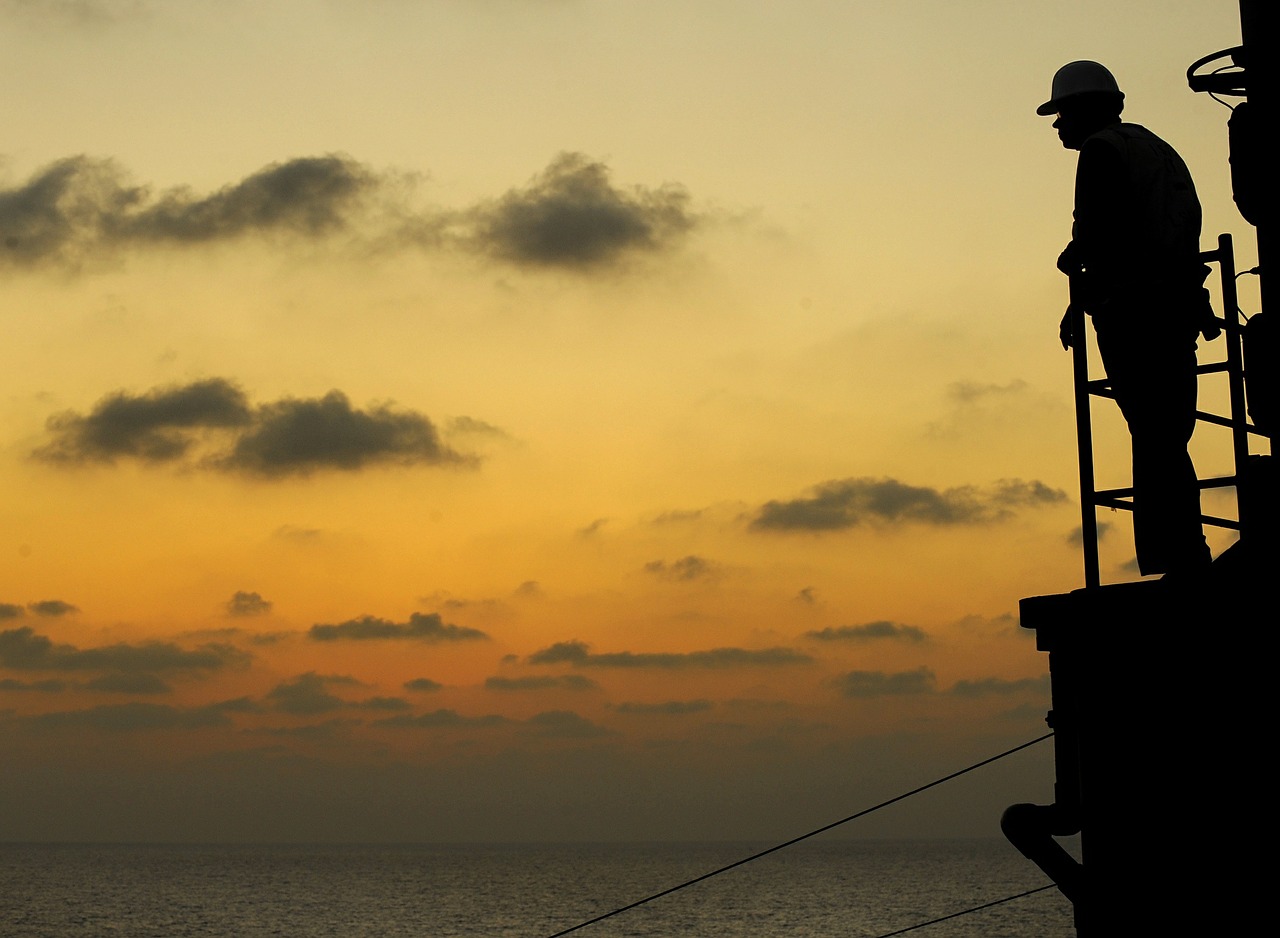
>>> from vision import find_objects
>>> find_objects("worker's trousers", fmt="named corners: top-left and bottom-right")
top-left (1094, 317), bottom-right (1211, 575)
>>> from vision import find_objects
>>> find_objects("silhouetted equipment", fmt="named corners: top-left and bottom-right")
top-left (1006, 5), bottom-right (1274, 935)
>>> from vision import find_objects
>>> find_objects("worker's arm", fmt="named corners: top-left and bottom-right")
top-left (1068, 134), bottom-right (1127, 300)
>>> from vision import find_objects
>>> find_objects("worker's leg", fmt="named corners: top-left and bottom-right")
top-left (1097, 325), bottom-right (1209, 575)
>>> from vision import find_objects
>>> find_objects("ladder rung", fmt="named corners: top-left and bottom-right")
top-left (1195, 409), bottom-right (1237, 429)
top-left (1198, 475), bottom-right (1238, 490)
top-left (1201, 514), bottom-right (1240, 530)
top-left (1195, 361), bottom-right (1231, 375)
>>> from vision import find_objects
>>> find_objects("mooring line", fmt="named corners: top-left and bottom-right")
top-left (541, 732), bottom-right (1054, 938)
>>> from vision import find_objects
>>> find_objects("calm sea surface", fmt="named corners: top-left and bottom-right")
top-left (1, 840), bottom-right (1075, 938)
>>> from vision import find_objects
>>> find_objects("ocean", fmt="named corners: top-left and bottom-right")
top-left (1, 839), bottom-right (1076, 937)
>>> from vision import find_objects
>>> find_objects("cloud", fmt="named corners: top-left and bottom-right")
top-left (1066, 522), bottom-right (1111, 546)
top-left (23, 701), bottom-right (235, 732)
top-left (353, 696), bottom-right (412, 712)
top-left (265, 672), bottom-right (359, 715)
top-left (751, 477), bottom-right (1067, 531)
top-left (34, 378), bottom-right (253, 464)
top-left (309, 612), bottom-right (488, 643)
top-left (471, 152), bottom-right (694, 269)
top-left (403, 678), bottom-right (443, 693)
top-left (0, 155), bottom-right (374, 269)
top-left (27, 600), bottom-right (79, 617)
top-left (523, 709), bottom-right (614, 739)
top-left (642, 555), bottom-right (720, 582)
top-left (946, 380), bottom-right (1029, 404)
top-left (0, 1), bottom-right (145, 31)
top-left (84, 673), bottom-right (171, 694)
top-left (613, 699), bottom-right (713, 715)
top-left (225, 591), bottom-right (273, 617)
top-left (34, 380), bottom-right (473, 477)
top-left (221, 391), bottom-right (470, 477)
top-left (527, 640), bottom-right (812, 669)
top-left (0, 677), bottom-right (67, 692)
top-left (0, 604), bottom-right (25, 620)
top-left (484, 675), bottom-right (598, 692)
top-left (804, 621), bottom-right (927, 643)
top-left (948, 675), bottom-right (1050, 698)
top-left (125, 156), bottom-right (373, 243)
top-left (2, 151), bottom-right (698, 274)
top-left (376, 709), bottom-right (509, 729)
top-left (512, 581), bottom-right (544, 600)
top-left (835, 667), bottom-right (937, 698)
top-left (0, 627), bottom-right (249, 673)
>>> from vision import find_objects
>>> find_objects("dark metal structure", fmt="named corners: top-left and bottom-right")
top-left (1004, 3), bottom-right (1274, 933)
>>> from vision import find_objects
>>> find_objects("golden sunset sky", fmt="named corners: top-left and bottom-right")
top-left (0, 0), bottom-right (1255, 842)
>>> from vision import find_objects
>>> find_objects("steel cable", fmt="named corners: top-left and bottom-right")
top-left (541, 732), bottom-right (1054, 938)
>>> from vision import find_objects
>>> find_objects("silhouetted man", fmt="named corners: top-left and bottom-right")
top-left (1039, 60), bottom-right (1215, 575)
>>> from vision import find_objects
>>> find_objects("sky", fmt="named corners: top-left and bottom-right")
top-left (0, 0), bottom-right (1256, 844)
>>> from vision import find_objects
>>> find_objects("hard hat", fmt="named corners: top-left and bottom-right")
top-left (1036, 61), bottom-right (1124, 115)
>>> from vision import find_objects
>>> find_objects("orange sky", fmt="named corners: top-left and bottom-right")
top-left (0, 0), bottom-right (1256, 842)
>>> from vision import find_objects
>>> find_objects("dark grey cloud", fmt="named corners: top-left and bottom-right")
top-left (0, 677), bottom-right (67, 692)
top-left (472, 152), bottom-right (694, 269)
top-left (0, 627), bottom-right (249, 673)
top-left (804, 621), bottom-right (927, 643)
top-left (0, 155), bottom-right (373, 268)
top-left (1066, 521), bottom-right (1112, 546)
top-left (949, 675), bottom-right (1050, 698)
top-left (0, 604), bottom-right (24, 620)
top-left (523, 709), bottom-right (614, 739)
top-left (84, 673), bottom-right (171, 695)
top-left (376, 709), bottom-right (509, 729)
top-left (836, 667), bottom-right (937, 698)
top-left (34, 378), bottom-right (252, 464)
top-left (309, 612), bottom-right (488, 643)
top-left (265, 672), bottom-right (360, 715)
top-left (642, 555), bottom-right (720, 582)
top-left (613, 699), bottom-right (713, 715)
top-left (353, 696), bottom-right (412, 712)
top-left (27, 600), bottom-right (79, 617)
top-left (484, 675), bottom-right (598, 692)
top-left (513, 581), bottom-right (544, 599)
top-left (947, 380), bottom-right (1029, 403)
top-left (527, 640), bottom-right (812, 669)
top-left (751, 477), bottom-right (1067, 532)
top-left (126, 156), bottom-right (373, 243)
top-left (650, 509), bottom-right (705, 524)
top-left (221, 391), bottom-right (470, 477)
top-left (2, 151), bottom-right (697, 274)
top-left (225, 591), bottom-right (272, 617)
top-left (447, 416), bottom-right (508, 438)
top-left (24, 701), bottom-right (234, 732)
top-left (34, 380), bottom-right (473, 477)
top-left (403, 677), bottom-right (443, 693)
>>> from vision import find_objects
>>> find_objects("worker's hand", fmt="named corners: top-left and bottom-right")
top-left (1056, 243), bottom-right (1083, 277)
top-left (1196, 286), bottom-right (1222, 341)
top-left (1059, 307), bottom-right (1074, 350)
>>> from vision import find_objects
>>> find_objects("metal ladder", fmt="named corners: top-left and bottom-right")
top-left (1070, 232), bottom-right (1259, 588)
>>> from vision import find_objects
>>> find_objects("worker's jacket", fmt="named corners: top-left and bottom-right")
top-left (1063, 122), bottom-right (1207, 333)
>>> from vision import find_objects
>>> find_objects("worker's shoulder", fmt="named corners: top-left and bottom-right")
top-left (1084, 122), bottom-right (1188, 164)
top-left (1085, 122), bottom-right (1162, 147)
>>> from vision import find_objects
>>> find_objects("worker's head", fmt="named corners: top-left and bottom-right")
top-left (1038, 61), bottom-right (1124, 150)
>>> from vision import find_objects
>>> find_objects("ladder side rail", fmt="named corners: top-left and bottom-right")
top-left (1213, 235), bottom-right (1253, 536)
top-left (1069, 284), bottom-right (1101, 589)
